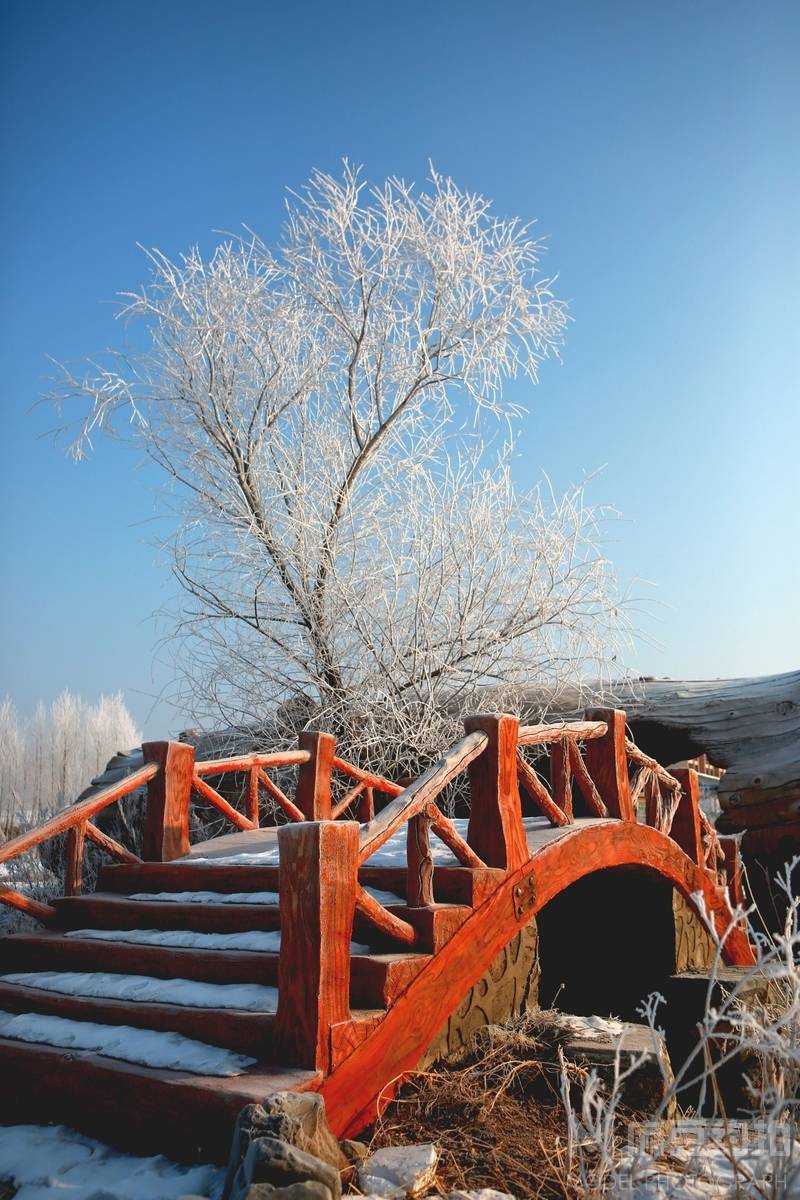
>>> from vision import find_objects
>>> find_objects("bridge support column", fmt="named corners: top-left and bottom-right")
top-left (274, 819), bottom-right (358, 1072)
top-left (141, 740), bottom-right (194, 862)
top-left (464, 714), bottom-right (528, 870)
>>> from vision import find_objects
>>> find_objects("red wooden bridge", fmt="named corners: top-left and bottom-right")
top-left (0, 710), bottom-right (753, 1162)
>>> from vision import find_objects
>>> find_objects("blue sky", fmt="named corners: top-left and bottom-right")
top-left (1, 0), bottom-right (798, 738)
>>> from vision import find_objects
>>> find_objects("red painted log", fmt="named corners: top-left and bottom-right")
top-left (142, 741), bottom-right (195, 862)
top-left (584, 709), bottom-right (634, 821)
top-left (190, 774), bottom-right (255, 833)
top-left (355, 884), bottom-right (417, 946)
top-left (464, 715), bottom-right (528, 870)
top-left (296, 732), bottom-right (335, 820)
top-left (0, 885), bottom-right (56, 924)
top-left (720, 836), bottom-right (745, 908)
top-left (550, 740), bottom-right (573, 822)
top-left (407, 813), bottom-right (434, 907)
top-left (516, 754), bottom-right (569, 826)
top-left (256, 768), bottom-right (305, 823)
top-left (670, 768), bottom-right (704, 866)
top-left (84, 821), bottom-right (142, 865)
top-left (247, 767), bottom-right (260, 827)
top-left (64, 821), bottom-right (86, 897)
top-left (273, 820), bottom-right (359, 1071)
top-left (568, 739), bottom-right (607, 817)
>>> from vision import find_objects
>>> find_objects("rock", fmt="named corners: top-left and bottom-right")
top-left (228, 1137), bottom-right (340, 1200)
top-left (223, 1094), bottom-right (346, 1200)
top-left (440, 1191), bottom-right (517, 1199)
top-left (242, 1184), bottom-right (334, 1200)
top-left (549, 1014), bottom-right (674, 1118)
top-left (340, 1139), bottom-right (369, 1163)
top-left (357, 1144), bottom-right (438, 1198)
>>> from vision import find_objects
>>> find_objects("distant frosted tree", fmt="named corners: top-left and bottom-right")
top-left (0, 693), bottom-right (140, 834)
top-left (53, 165), bottom-right (632, 774)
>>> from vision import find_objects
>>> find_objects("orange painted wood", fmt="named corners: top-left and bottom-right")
top-left (332, 780), bottom-right (367, 820)
top-left (568, 739), bottom-right (608, 817)
top-left (550, 740), bottom-right (573, 822)
top-left (52, 893), bottom-right (281, 933)
top-left (64, 820), bottom-right (86, 897)
top-left (407, 813), bottom-right (434, 907)
top-left (142, 741), bottom-right (195, 861)
top-left (670, 767), bottom-right (704, 865)
top-left (427, 805), bottom-right (486, 869)
top-left (99, 862), bottom-right (282, 894)
top-left (516, 754), bottom-right (569, 826)
top-left (357, 865), bottom-right (503, 908)
top-left (256, 767), bottom-right (305, 822)
top-left (357, 785), bottom-right (375, 821)
top-left (0, 885), bottom-right (56, 923)
top-left (332, 758), bottom-right (404, 797)
top-left (518, 719), bottom-right (607, 746)
top-left (358, 731), bottom-right (488, 866)
top-left (191, 773), bottom-right (256, 833)
top-left (194, 750), bottom-right (310, 776)
top-left (0, 763), bottom-right (158, 868)
top-left (631, 765), bottom-right (653, 813)
top-left (644, 771), bottom-right (661, 829)
top-left (274, 820), bottom-right (358, 1070)
top-left (584, 708), bottom-right (634, 821)
top-left (464, 714), bottom-right (528, 870)
top-left (356, 884), bottom-right (417, 946)
top-left (84, 820), bottom-right (141, 865)
top-left (247, 767), bottom-right (260, 826)
top-left (320, 821), bottom-right (755, 1138)
top-left (625, 740), bottom-right (683, 793)
top-left (296, 732), bottom-right (336, 820)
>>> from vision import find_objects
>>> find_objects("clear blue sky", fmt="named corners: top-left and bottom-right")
top-left (1, 0), bottom-right (798, 739)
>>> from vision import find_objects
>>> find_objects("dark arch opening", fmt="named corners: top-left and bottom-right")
top-left (537, 866), bottom-right (678, 1020)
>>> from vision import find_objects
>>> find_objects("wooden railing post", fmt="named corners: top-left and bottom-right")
top-left (584, 709), bottom-right (634, 821)
top-left (64, 820), bottom-right (86, 896)
top-left (296, 731), bottom-right (335, 820)
top-left (142, 741), bottom-right (194, 862)
top-left (274, 820), bottom-right (358, 1071)
top-left (407, 813), bottom-right (434, 906)
top-left (464, 714), bottom-right (527, 870)
top-left (670, 767), bottom-right (704, 865)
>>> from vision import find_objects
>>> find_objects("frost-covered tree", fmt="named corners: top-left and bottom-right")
top-left (0, 693), bottom-right (140, 834)
top-left (53, 165), bottom-right (632, 773)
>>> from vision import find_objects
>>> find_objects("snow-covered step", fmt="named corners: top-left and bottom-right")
top-left (63, 927), bottom-right (371, 954)
top-left (52, 892), bottom-right (283, 934)
top-left (0, 970), bottom-right (279, 1012)
top-left (0, 1008), bottom-right (257, 1075)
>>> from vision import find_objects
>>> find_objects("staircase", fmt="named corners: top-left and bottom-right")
top-left (0, 711), bottom-right (752, 1164)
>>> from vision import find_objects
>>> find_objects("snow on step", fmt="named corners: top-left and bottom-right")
top-left (129, 889), bottom-right (280, 904)
top-left (64, 927), bottom-right (371, 953)
top-left (0, 1009), bottom-right (256, 1075)
top-left (0, 970), bottom-right (278, 1013)
top-left (127, 885), bottom-right (403, 906)
top-left (0, 1123), bottom-right (223, 1200)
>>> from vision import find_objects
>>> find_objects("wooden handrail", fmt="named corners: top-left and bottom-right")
top-left (0, 762), bottom-right (158, 867)
top-left (332, 758), bottom-right (404, 797)
top-left (358, 731), bottom-right (488, 866)
top-left (194, 750), bottom-right (310, 776)
top-left (191, 774), bottom-right (256, 832)
top-left (626, 740), bottom-right (682, 794)
top-left (518, 720), bottom-right (607, 747)
top-left (355, 884), bottom-right (417, 946)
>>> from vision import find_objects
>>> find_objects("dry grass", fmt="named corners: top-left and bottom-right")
top-left (360, 1016), bottom-right (612, 1199)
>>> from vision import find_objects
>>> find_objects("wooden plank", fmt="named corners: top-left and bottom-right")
top-left (0, 981), bottom-right (276, 1056)
top-left (64, 821), bottom-right (86, 897)
top-left (142, 741), bottom-right (194, 861)
top-left (407, 813), bottom-right (434, 907)
top-left (51, 894), bottom-right (281, 934)
top-left (98, 862), bottom-right (281, 894)
top-left (584, 708), bottom-right (634, 821)
top-left (295, 732), bottom-right (336, 820)
top-left (0, 1039), bottom-right (319, 1164)
top-left (191, 773), bottom-right (255, 833)
top-left (273, 820), bottom-right (358, 1070)
top-left (464, 714), bottom-right (528, 870)
top-left (670, 768), bottom-right (704, 865)
top-left (0, 763), bottom-right (158, 867)
top-left (358, 731), bottom-right (488, 865)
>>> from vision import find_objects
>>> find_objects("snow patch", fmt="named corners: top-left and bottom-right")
top-left (129, 889), bottom-right (280, 905)
top-left (0, 1009), bottom-right (255, 1075)
top-left (65, 927), bottom-right (371, 953)
top-left (556, 1013), bottom-right (628, 1041)
top-left (0, 1122), bottom-right (223, 1199)
top-left (0, 970), bottom-right (278, 1012)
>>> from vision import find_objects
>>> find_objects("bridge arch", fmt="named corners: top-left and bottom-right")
top-left (321, 821), bottom-right (754, 1137)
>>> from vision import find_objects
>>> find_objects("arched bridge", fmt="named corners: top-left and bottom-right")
top-left (0, 710), bottom-right (753, 1161)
